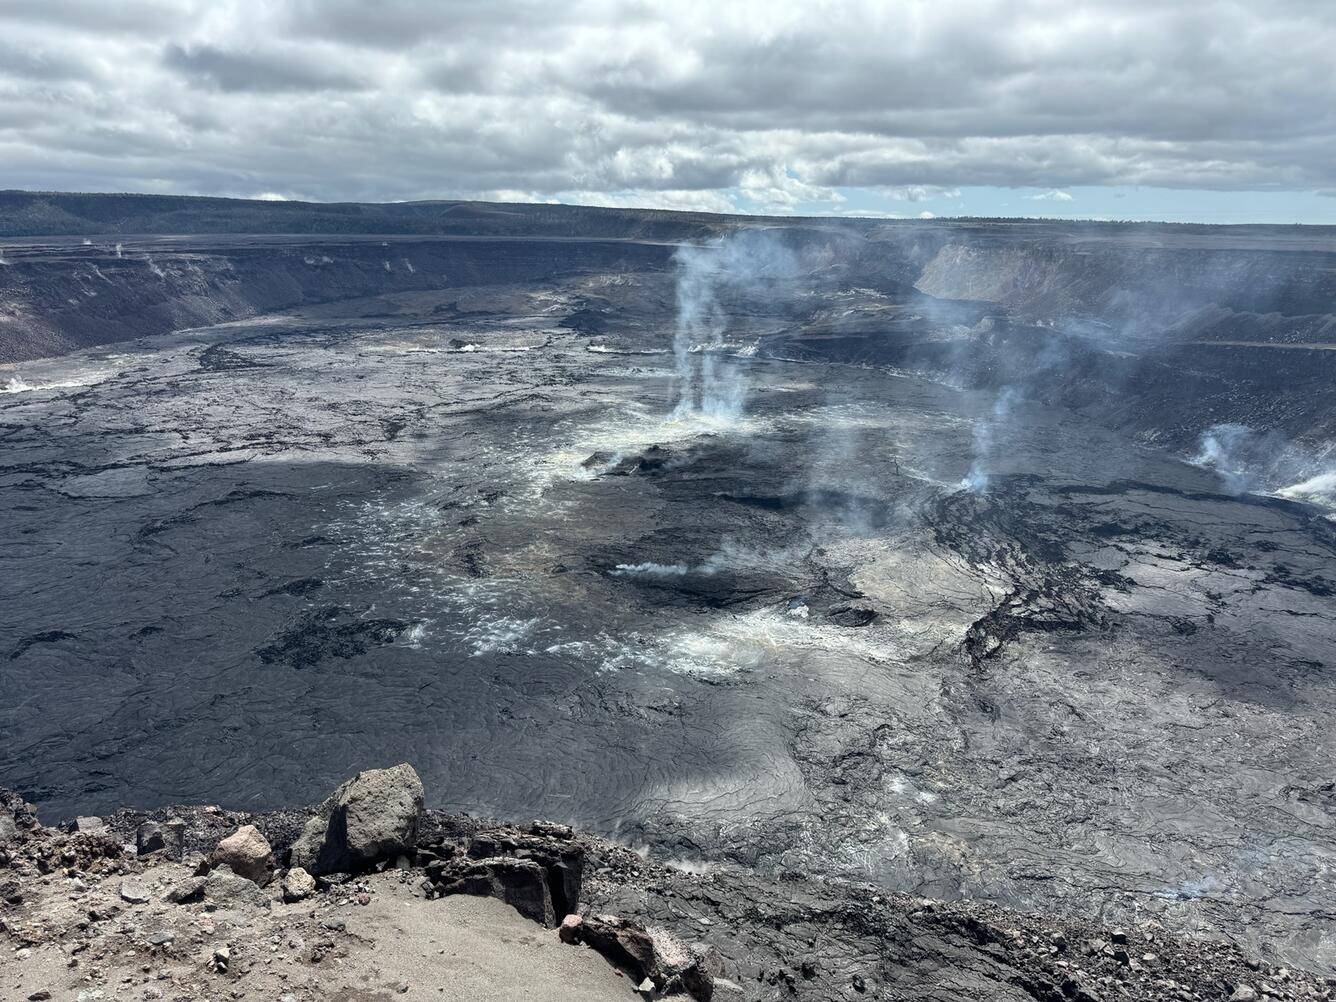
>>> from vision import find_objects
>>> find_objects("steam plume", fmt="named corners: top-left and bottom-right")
top-left (961, 388), bottom-right (1018, 493)
top-left (1192, 422), bottom-right (1336, 510)
top-left (671, 230), bottom-right (796, 420)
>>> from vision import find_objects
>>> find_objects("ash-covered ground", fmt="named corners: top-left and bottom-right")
top-left (2, 218), bottom-right (1335, 979)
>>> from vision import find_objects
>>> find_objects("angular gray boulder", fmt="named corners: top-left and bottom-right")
top-left (204, 864), bottom-right (271, 910)
top-left (289, 764), bottom-right (424, 876)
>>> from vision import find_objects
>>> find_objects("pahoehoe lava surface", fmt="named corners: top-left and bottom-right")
top-left (2, 204), bottom-right (1335, 977)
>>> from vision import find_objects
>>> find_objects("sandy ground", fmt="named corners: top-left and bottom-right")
top-left (330, 878), bottom-right (637, 1002)
top-left (6, 868), bottom-right (639, 1002)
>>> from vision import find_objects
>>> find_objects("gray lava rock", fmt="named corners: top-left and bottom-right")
top-left (137, 818), bottom-right (186, 860)
top-left (289, 764), bottom-right (424, 876)
top-left (119, 876), bottom-right (151, 904)
top-left (559, 913), bottom-right (583, 944)
top-left (137, 821), bottom-right (165, 855)
top-left (568, 914), bottom-right (712, 999)
top-left (579, 914), bottom-right (657, 980)
top-left (69, 816), bottom-right (106, 835)
top-left (204, 863), bottom-right (271, 910)
top-left (282, 866), bottom-right (316, 902)
top-left (0, 812), bottom-right (16, 846)
top-left (439, 857), bottom-right (555, 926)
top-left (164, 876), bottom-right (207, 904)
top-left (212, 824), bottom-right (274, 885)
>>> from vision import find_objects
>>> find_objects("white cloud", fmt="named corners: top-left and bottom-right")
top-left (0, 1), bottom-right (1332, 203)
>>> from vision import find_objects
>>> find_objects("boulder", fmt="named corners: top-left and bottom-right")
top-left (574, 915), bottom-right (714, 1001)
top-left (137, 818), bottom-right (186, 860)
top-left (205, 864), bottom-right (271, 910)
top-left (438, 857), bottom-right (555, 925)
top-left (289, 764), bottom-right (424, 876)
top-left (428, 826), bottom-right (585, 926)
top-left (212, 824), bottom-right (274, 885)
top-left (282, 866), bottom-right (316, 903)
top-left (0, 812), bottom-right (16, 847)
top-left (465, 830), bottom-right (583, 916)
top-left (136, 821), bottom-right (164, 855)
top-left (163, 876), bottom-right (207, 904)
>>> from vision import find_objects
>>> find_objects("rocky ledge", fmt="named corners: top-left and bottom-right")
top-left (2, 767), bottom-right (1331, 1002)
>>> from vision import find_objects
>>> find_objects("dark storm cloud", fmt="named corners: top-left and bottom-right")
top-left (0, 0), bottom-right (1333, 208)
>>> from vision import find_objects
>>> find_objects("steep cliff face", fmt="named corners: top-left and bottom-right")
top-left (0, 236), bottom-right (674, 362)
top-left (913, 238), bottom-right (1336, 334)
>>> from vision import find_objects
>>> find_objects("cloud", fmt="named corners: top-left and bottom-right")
top-left (0, 1), bottom-right (1332, 205)
top-left (162, 43), bottom-right (366, 93)
top-left (1026, 190), bottom-right (1075, 202)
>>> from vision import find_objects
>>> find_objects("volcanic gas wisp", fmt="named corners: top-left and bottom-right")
top-left (961, 388), bottom-right (1018, 493)
top-left (671, 231), bottom-right (796, 422)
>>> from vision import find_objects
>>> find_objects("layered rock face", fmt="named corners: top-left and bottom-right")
top-left (0, 234), bottom-right (676, 362)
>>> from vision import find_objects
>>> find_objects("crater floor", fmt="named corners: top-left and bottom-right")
top-left (2, 284), bottom-right (1334, 973)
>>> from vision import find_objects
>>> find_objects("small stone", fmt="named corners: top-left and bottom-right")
top-left (397, 983), bottom-right (410, 994)
top-left (1110, 929), bottom-right (1128, 945)
top-left (357, 892), bottom-right (371, 906)
top-left (27, 992), bottom-right (52, 1001)
top-left (1230, 986), bottom-right (1259, 1002)
top-left (119, 877), bottom-right (151, 904)
top-left (212, 944), bottom-right (230, 973)
top-left (282, 867), bottom-right (316, 903)
top-left (147, 931), bottom-right (173, 946)
top-left (559, 914), bottom-right (583, 944)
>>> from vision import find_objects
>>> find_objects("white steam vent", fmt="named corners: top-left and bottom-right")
top-left (671, 230), bottom-right (798, 422)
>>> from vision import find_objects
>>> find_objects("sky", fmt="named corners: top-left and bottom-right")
top-left (2, 0), bottom-right (1335, 223)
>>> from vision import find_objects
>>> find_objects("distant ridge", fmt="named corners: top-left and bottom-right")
top-left (3, 189), bottom-right (1335, 240)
